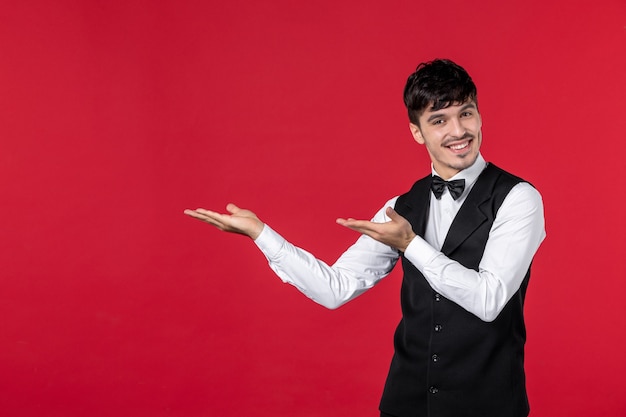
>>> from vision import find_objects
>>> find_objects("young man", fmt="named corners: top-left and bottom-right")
top-left (185, 59), bottom-right (546, 417)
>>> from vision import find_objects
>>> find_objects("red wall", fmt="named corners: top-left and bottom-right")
top-left (1, 1), bottom-right (625, 416)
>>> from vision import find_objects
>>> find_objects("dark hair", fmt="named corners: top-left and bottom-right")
top-left (403, 59), bottom-right (478, 125)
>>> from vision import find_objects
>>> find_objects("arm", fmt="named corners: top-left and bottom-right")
top-left (185, 201), bottom-right (400, 309)
top-left (339, 183), bottom-right (546, 321)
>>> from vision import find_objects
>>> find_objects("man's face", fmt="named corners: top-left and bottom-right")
top-left (410, 100), bottom-right (482, 179)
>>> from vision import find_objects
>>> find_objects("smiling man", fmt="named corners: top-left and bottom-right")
top-left (185, 59), bottom-right (546, 417)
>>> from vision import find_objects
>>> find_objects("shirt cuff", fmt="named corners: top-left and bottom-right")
top-left (403, 235), bottom-right (440, 271)
top-left (253, 224), bottom-right (284, 259)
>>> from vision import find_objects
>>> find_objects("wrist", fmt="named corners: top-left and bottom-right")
top-left (249, 221), bottom-right (264, 240)
top-left (400, 233), bottom-right (416, 253)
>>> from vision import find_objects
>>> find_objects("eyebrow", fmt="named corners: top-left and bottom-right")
top-left (460, 102), bottom-right (477, 112)
top-left (425, 102), bottom-right (477, 123)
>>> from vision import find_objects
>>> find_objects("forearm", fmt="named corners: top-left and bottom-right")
top-left (255, 224), bottom-right (398, 309)
top-left (405, 238), bottom-right (514, 321)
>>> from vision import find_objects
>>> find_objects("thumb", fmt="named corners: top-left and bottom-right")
top-left (385, 206), bottom-right (399, 220)
top-left (386, 206), bottom-right (409, 224)
top-left (226, 203), bottom-right (241, 214)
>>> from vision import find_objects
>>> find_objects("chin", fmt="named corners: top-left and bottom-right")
top-left (452, 152), bottom-right (478, 169)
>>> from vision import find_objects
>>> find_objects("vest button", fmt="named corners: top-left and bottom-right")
top-left (432, 354), bottom-right (439, 362)
top-left (434, 324), bottom-right (443, 332)
top-left (429, 386), bottom-right (439, 394)
top-left (434, 293), bottom-right (441, 302)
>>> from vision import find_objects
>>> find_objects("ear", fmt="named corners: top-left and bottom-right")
top-left (409, 123), bottom-right (425, 144)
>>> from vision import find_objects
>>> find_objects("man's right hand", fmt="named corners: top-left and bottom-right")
top-left (184, 203), bottom-right (264, 240)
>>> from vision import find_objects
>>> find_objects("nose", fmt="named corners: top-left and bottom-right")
top-left (449, 116), bottom-right (466, 138)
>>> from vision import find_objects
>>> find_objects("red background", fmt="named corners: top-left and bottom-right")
top-left (1, 1), bottom-right (625, 416)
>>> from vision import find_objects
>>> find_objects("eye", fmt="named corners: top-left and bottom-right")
top-left (431, 119), bottom-right (444, 125)
top-left (461, 111), bottom-right (473, 118)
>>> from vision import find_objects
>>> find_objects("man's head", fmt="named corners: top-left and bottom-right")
top-left (404, 59), bottom-right (482, 179)
top-left (403, 59), bottom-right (478, 126)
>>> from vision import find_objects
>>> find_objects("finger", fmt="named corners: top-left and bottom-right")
top-left (186, 209), bottom-right (229, 228)
top-left (385, 206), bottom-right (401, 221)
top-left (226, 203), bottom-right (240, 214)
top-left (196, 208), bottom-right (235, 223)
top-left (336, 218), bottom-right (363, 227)
top-left (385, 206), bottom-right (409, 224)
top-left (337, 218), bottom-right (380, 234)
top-left (184, 209), bottom-right (210, 220)
top-left (196, 208), bottom-right (219, 216)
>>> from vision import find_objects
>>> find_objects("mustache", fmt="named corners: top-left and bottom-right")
top-left (442, 133), bottom-right (474, 147)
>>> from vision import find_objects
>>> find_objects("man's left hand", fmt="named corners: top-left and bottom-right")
top-left (337, 207), bottom-right (416, 252)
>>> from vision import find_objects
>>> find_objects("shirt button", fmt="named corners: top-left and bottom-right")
top-left (429, 386), bottom-right (439, 394)
top-left (432, 354), bottom-right (439, 363)
top-left (434, 324), bottom-right (443, 332)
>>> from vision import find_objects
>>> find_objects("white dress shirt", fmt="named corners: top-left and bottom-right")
top-left (253, 154), bottom-right (546, 322)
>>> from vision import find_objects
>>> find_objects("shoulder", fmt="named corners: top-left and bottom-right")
top-left (396, 173), bottom-right (432, 204)
top-left (485, 163), bottom-right (528, 186)
top-left (504, 182), bottom-right (544, 210)
top-left (486, 163), bottom-right (543, 202)
top-left (391, 173), bottom-right (432, 221)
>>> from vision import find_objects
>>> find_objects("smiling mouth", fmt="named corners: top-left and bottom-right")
top-left (444, 133), bottom-right (474, 152)
top-left (449, 141), bottom-right (469, 150)
top-left (446, 139), bottom-right (472, 153)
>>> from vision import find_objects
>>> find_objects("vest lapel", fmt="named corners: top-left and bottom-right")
top-left (441, 164), bottom-right (500, 255)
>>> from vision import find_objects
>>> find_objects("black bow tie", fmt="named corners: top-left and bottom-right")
top-left (431, 176), bottom-right (465, 200)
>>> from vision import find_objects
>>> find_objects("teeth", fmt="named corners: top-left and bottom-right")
top-left (450, 142), bottom-right (469, 150)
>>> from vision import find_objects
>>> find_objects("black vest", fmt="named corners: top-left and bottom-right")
top-left (379, 164), bottom-right (531, 417)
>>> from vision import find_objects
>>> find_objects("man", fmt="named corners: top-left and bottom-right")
top-left (185, 59), bottom-right (546, 417)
